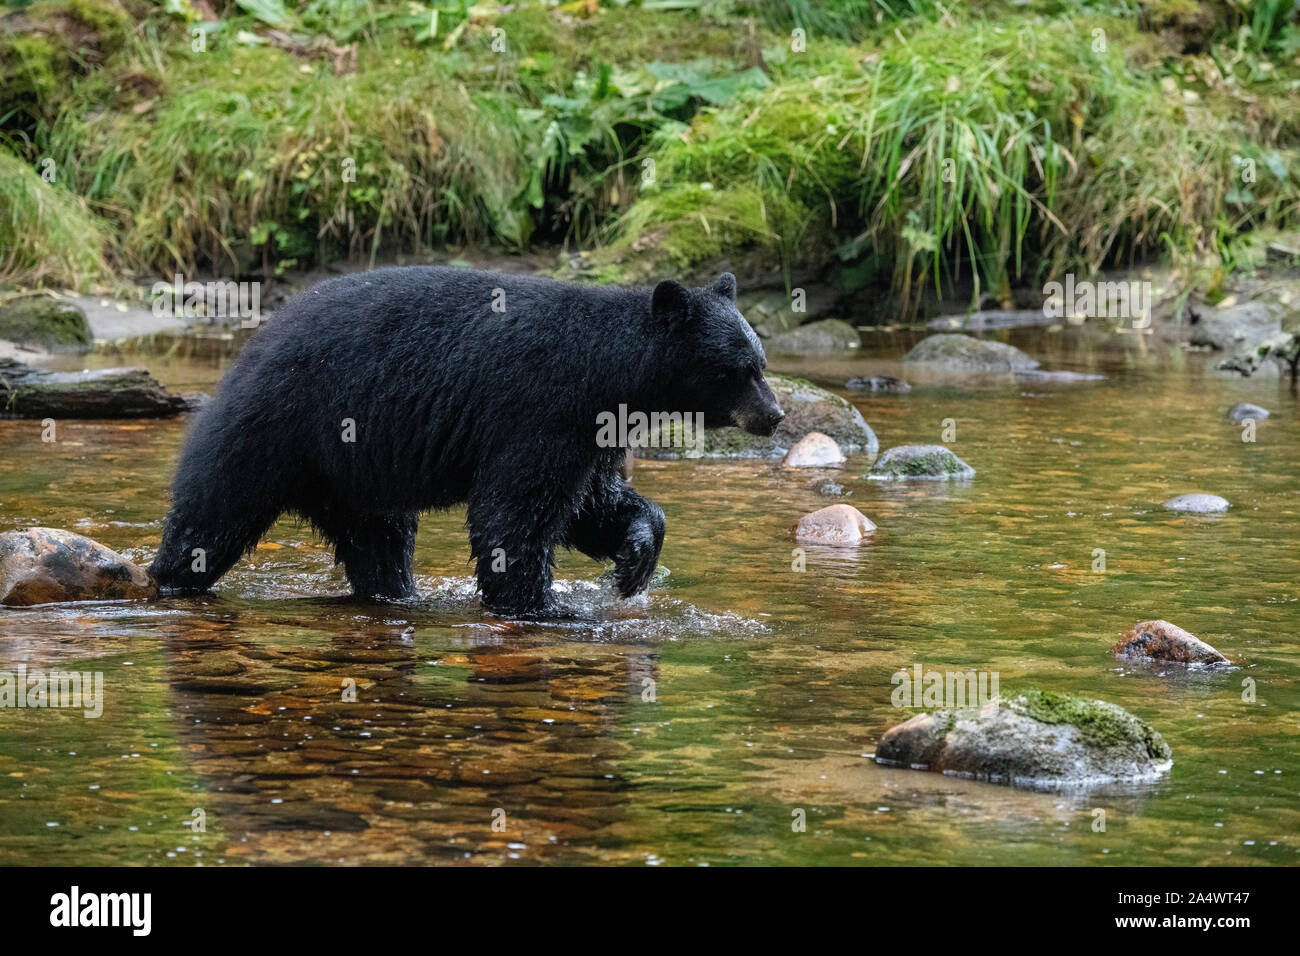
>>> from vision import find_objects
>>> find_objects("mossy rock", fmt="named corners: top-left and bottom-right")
top-left (0, 296), bottom-right (92, 351)
top-left (764, 318), bottom-right (860, 354)
top-left (737, 286), bottom-right (837, 337)
top-left (1007, 690), bottom-right (1170, 759)
top-left (876, 690), bottom-right (1172, 791)
top-left (902, 333), bottom-right (1039, 375)
top-left (866, 444), bottom-right (974, 480)
top-left (639, 373), bottom-right (878, 459)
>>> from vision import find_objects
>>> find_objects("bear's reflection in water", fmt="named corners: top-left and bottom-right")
top-left (161, 577), bottom-right (767, 864)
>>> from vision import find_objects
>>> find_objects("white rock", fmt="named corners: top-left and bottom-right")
top-left (1163, 494), bottom-right (1229, 514)
top-left (782, 431), bottom-right (845, 468)
top-left (793, 504), bottom-right (876, 545)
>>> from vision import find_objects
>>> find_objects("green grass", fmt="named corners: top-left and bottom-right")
top-left (0, 149), bottom-right (107, 289)
top-left (1, 0), bottom-right (1297, 302)
top-left (23, 2), bottom-right (768, 278)
top-left (46, 40), bottom-right (534, 274)
top-left (607, 7), bottom-right (1300, 309)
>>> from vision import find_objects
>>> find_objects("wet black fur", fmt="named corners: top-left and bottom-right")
top-left (148, 266), bottom-right (783, 616)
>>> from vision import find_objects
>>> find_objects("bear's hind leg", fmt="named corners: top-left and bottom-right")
top-left (309, 508), bottom-right (418, 601)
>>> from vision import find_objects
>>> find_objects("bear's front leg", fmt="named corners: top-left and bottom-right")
top-left (564, 474), bottom-right (666, 600)
top-left (467, 457), bottom-right (591, 618)
top-left (612, 503), bottom-right (665, 599)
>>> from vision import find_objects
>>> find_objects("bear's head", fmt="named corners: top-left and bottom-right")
top-left (651, 273), bottom-right (785, 436)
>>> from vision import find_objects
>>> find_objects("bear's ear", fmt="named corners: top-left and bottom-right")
top-left (707, 272), bottom-right (737, 302)
top-left (652, 279), bottom-right (693, 330)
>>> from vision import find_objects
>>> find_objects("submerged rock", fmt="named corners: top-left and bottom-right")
top-left (764, 318), bottom-right (860, 354)
top-left (792, 504), bottom-right (876, 545)
top-left (811, 477), bottom-right (848, 497)
top-left (0, 527), bottom-right (157, 606)
top-left (640, 374), bottom-right (878, 459)
top-left (1163, 493), bottom-right (1229, 513)
top-left (867, 444), bottom-right (974, 480)
top-left (1218, 329), bottom-right (1300, 380)
top-left (1227, 402), bottom-right (1270, 422)
top-left (1112, 619), bottom-right (1229, 667)
top-left (926, 310), bottom-right (1056, 332)
top-left (1015, 369), bottom-right (1105, 383)
top-left (783, 431), bottom-right (845, 468)
top-left (875, 690), bottom-right (1172, 790)
top-left (846, 375), bottom-right (911, 393)
top-left (903, 333), bottom-right (1039, 374)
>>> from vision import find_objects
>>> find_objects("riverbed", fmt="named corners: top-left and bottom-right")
top-left (0, 326), bottom-right (1296, 865)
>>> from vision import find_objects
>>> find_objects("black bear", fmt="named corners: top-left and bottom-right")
top-left (148, 267), bottom-right (784, 616)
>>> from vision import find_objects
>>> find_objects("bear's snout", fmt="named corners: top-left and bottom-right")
top-left (742, 406), bottom-right (785, 437)
top-left (734, 378), bottom-right (785, 436)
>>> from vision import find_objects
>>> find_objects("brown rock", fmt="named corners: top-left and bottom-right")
top-left (782, 431), bottom-right (845, 468)
top-left (792, 504), bottom-right (876, 545)
top-left (1112, 620), bottom-right (1229, 666)
top-left (0, 527), bottom-right (157, 606)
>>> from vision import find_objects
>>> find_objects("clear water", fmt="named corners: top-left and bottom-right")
top-left (1, 327), bottom-right (1296, 865)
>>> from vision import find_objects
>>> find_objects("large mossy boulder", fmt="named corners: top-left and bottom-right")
top-left (0, 527), bottom-right (156, 606)
top-left (639, 374), bottom-right (878, 459)
top-left (876, 690), bottom-right (1172, 790)
top-left (0, 296), bottom-right (92, 352)
top-left (903, 333), bottom-right (1039, 375)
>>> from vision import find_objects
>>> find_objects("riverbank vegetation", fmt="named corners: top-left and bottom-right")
top-left (1, 0), bottom-right (1297, 311)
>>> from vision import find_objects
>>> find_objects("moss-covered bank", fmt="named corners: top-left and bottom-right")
top-left (1, 1), bottom-right (1297, 304)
